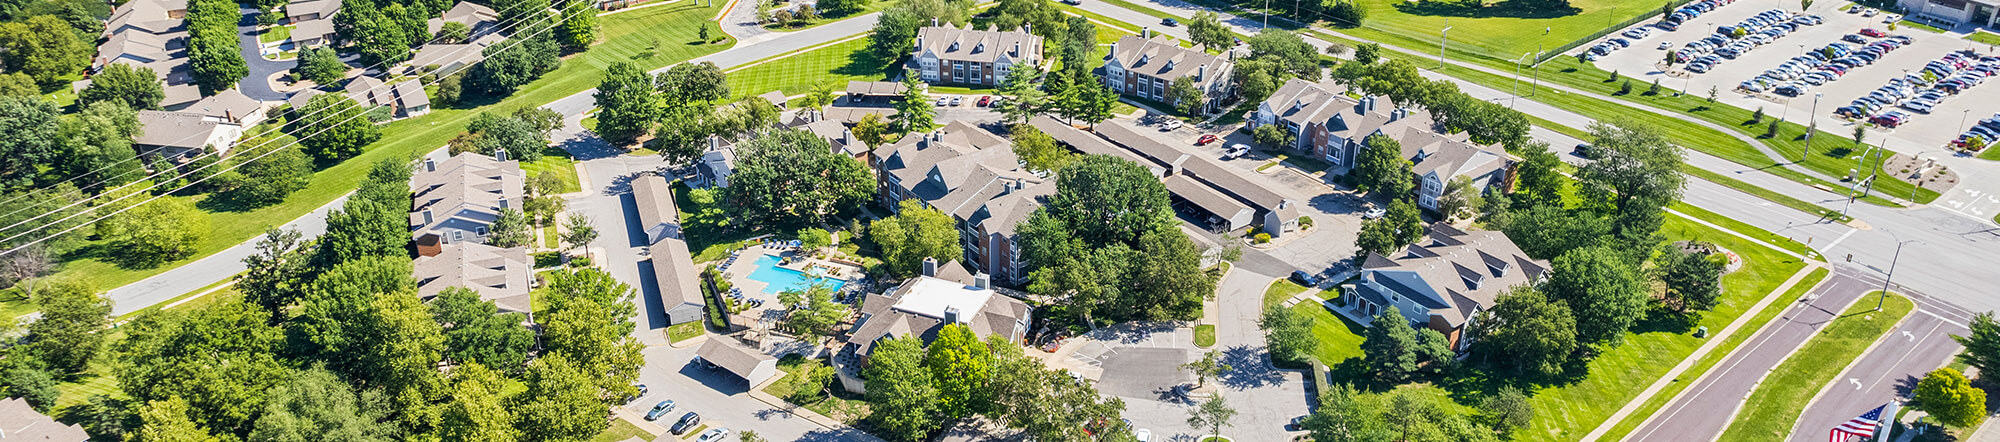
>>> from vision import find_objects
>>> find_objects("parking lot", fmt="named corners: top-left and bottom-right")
top-left (1587, 1), bottom-right (2000, 151)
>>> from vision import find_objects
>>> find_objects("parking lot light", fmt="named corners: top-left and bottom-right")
top-left (1962, 109), bottom-right (1974, 133)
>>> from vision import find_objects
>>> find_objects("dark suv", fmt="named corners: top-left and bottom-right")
top-left (670, 412), bottom-right (702, 435)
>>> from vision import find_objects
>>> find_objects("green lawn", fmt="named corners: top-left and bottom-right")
top-left (1503, 213), bottom-right (1811, 441)
top-left (724, 36), bottom-right (885, 100)
top-left (1304, 0), bottom-right (1655, 62)
top-left (1528, 116), bottom-right (1851, 223)
top-left (1194, 324), bottom-right (1216, 347)
top-left (1262, 278), bottom-right (1310, 308)
top-left (1893, 19), bottom-right (1947, 34)
top-left (1716, 292), bottom-right (1913, 442)
top-left (764, 0), bottom-right (890, 31)
top-left (259, 25), bottom-right (293, 44)
top-left (519, 148), bottom-right (582, 194)
top-left (762, 356), bottom-right (872, 423)
top-left (541, 225), bottom-right (559, 249)
top-left (1291, 301), bottom-right (1366, 366)
top-left (1970, 30), bottom-right (2000, 47)
top-left (590, 417), bottom-right (655, 442)
top-left (37, 3), bottom-right (732, 305)
top-left (667, 320), bottom-right (704, 343)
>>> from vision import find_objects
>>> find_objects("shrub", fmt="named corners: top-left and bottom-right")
top-left (1254, 233), bottom-right (1272, 244)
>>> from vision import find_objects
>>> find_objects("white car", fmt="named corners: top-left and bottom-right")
top-left (934, 96), bottom-right (949, 106)
top-left (1222, 143), bottom-right (1250, 159)
top-left (1658, 41), bottom-right (1673, 50)
top-left (1159, 120), bottom-right (1183, 131)
top-left (696, 428), bottom-right (730, 442)
top-left (1863, 8), bottom-right (1879, 17)
top-left (1362, 205), bottom-right (1385, 219)
top-left (1133, 429), bottom-right (1151, 442)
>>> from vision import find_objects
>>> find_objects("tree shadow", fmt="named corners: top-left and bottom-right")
top-left (1216, 344), bottom-right (1286, 389)
top-left (1630, 307), bottom-right (1700, 335)
top-left (1393, 0), bottom-right (1582, 20)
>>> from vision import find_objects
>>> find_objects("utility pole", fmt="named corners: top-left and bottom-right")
top-left (1962, 108), bottom-right (1974, 133)
top-left (1439, 22), bottom-right (1452, 69)
top-left (1803, 92), bottom-right (1823, 158)
top-left (1263, 0), bottom-right (1270, 29)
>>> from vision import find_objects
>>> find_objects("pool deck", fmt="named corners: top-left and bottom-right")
top-left (718, 244), bottom-right (865, 309)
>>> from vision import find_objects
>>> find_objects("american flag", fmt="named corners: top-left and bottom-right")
top-left (1829, 404), bottom-right (1887, 442)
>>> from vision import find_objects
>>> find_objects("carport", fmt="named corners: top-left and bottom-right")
top-left (1164, 175), bottom-right (1253, 233)
top-left (695, 339), bottom-right (779, 387)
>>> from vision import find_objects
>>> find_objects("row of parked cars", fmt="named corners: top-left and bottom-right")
top-left (1581, 32), bottom-right (1643, 61)
top-left (1675, 10), bottom-right (1823, 72)
top-left (1663, 0), bottom-right (1737, 28)
top-left (1744, 34), bottom-right (1911, 97)
top-left (1835, 51), bottom-right (2000, 129)
top-left (1955, 114), bottom-right (2000, 149)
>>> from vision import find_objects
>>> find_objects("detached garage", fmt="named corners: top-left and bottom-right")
top-left (696, 339), bottom-right (778, 387)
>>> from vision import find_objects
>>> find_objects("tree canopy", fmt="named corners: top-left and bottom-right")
top-left (724, 129), bottom-right (873, 228)
top-left (870, 200), bottom-right (963, 277)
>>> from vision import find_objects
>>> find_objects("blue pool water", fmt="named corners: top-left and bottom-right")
top-left (744, 254), bottom-right (848, 295)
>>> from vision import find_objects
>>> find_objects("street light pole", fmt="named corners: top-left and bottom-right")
top-left (1531, 27), bottom-right (1548, 97)
top-left (1512, 52), bottom-right (1530, 108)
top-left (1962, 108), bottom-right (1974, 133)
top-left (1878, 237), bottom-right (1919, 311)
top-left (1439, 23), bottom-right (1453, 69)
top-left (1804, 92), bottom-right (1823, 156)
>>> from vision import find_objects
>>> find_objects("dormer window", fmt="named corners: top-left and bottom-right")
top-left (1463, 275), bottom-right (1483, 290)
top-left (949, 41), bottom-right (960, 51)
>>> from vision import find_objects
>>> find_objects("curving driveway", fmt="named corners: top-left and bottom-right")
top-left (235, 5), bottom-right (296, 101)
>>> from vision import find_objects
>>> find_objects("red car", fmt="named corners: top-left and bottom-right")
top-left (1195, 134), bottom-right (1218, 145)
top-left (976, 96), bottom-right (993, 107)
top-left (1859, 28), bottom-right (1887, 38)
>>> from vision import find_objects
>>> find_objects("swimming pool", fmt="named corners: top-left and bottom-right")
top-left (744, 254), bottom-right (848, 295)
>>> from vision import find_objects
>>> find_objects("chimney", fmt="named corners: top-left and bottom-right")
top-left (1142, 26), bottom-right (1150, 38)
top-left (423, 158), bottom-right (436, 172)
top-left (931, 130), bottom-right (943, 142)
top-left (943, 306), bottom-right (960, 324)
top-left (1362, 96), bottom-right (1377, 114)
top-left (1197, 65), bottom-right (1206, 81)
top-left (708, 135), bottom-right (721, 151)
top-left (931, 17), bottom-right (938, 27)
top-left (922, 257), bottom-right (938, 277)
top-left (842, 128), bottom-right (854, 147)
top-left (1012, 41), bottom-right (1020, 56)
top-left (225, 109), bottom-right (234, 122)
top-left (493, 149), bottom-right (509, 161)
top-left (974, 272), bottom-right (990, 290)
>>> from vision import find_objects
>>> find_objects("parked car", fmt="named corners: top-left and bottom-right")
top-left (645, 400), bottom-right (678, 421)
top-left (1658, 41), bottom-right (1673, 50)
top-left (1290, 271), bottom-right (1320, 287)
top-left (1196, 134), bottom-right (1218, 145)
top-left (1361, 204), bottom-right (1385, 219)
top-left (934, 96), bottom-right (949, 106)
top-left (1134, 429), bottom-right (1152, 442)
top-left (949, 95), bottom-right (962, 106)
top-left (670, 412), bottom-right (702, 435)
top-left (1574, 143), bottom-right (1599, 158)
top-left (1222, 143), bottom-right (1249, 159)
top-left (696, 428), bottom-right (731, 442)
top-left (977, 95), bottom-right (993, 106)
top-left (1159, 120), bottom-right (1183, 131)
top-left (1859, 28), bottom-right (1887, 37)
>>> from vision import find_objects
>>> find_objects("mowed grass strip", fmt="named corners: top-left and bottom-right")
top-left (1592, 266), bottom-right (1829, 441)
top-left (43, 3), bottom-right (731, 294)
top-left (1329, 0), bottom-right (1656, 62)
top-left (1513, 213), bottom-right (1809, 441)
top-left (725, 36), bottom-right (890, 99)
top-left (1716, 292), bottom-right (1914, 442)
top-left (1262, 278), bottom-right (1310, 308)
top-left (1291, 300), bottom-right (1365, 365)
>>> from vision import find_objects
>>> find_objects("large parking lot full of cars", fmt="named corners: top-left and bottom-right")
top-left (1584, 1), bottom-right (2000, 152)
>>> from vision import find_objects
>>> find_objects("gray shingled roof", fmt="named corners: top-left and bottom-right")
top-left (0, 398), bottom-right (89, 441)
top-left (132, 110), bottom-right (231, 149)
top-left (1108, 35), bottom-right (1228, 87)
top-left (914, 25), bottom-right (1043, 65)
top-left (1356, 224), bottom-right (1548, 327)
top-left (413, 242), bottom-right (533, 314)
top-left (845, 80), bottom-right (909, 96)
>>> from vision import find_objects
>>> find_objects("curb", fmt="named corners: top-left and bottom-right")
top-left (1779, 292), bottom-right (1918, 441)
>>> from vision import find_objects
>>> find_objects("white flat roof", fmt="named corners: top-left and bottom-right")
top-left (890, 277), bottom-right (993, 323)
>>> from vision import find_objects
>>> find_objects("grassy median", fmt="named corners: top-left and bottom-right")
top-left (1716, 292), bottom-right (1914, 442)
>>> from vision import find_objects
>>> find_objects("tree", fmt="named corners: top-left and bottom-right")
top-left (1436, 176), bottom-right (1475, 221)
top-left (514, 355), bottom-right (609, 442)
top-left (117, 297), bottom-right (288, 437)
top-left (1801, 0), bottom-right (1815, 10)
top-left (438, 363), bottom-right (517, 442)
top-left (79, 63), bottom-right (164, 110)
top-left (1077, 76), bottom-right (1119, 128)
top-left (1469, 285), bottom-right (1575, 378)
top-left (1254, 123), bottom-right (1296, 149)
top-left (1915, 368), bottom-right (1986, 428)
top-left (1167, 76), bottom-right (1205, 116)
top-left (1353, 42), bottom-right (1381, 65)
top-left (985, 335), bottom-right (1128, 440)
top-left (864, 337), bottom-right (940, 442)
top-left (995, 64), bottom-right (1046, 125)
top-left (0, 73), bottom-right (36, 96)
top-left (1238, 64), bottom-right (1279, 103)
top-left (777, 282), bottom-right (850, 340)
top-left (1482, 387), bottom-right (1535, 437)
top-left (1544, 246), bottom-right (1646, 345)
top-left (297, 46), bottom-right (346, 86)
top-left (893, 76), bottom-right (935, 133)
top-left (431, 287), bottom-right (535, 372)
top-left (1186, 11), bottom-right (1231, 50)
top-left (58, 101), bottom-right (146, 193)
top-left (1248, 29), bottom-right (1320, 81)
top-left (465, 34), bottom-right (561, 97)
top-left (24, 280), bottom-right (110, 375)
top-left (796, 227), bottom-right (833, 252)
top-left (485, 208), bottom-right (534, 248)
top-left (239, 228), bottom-right (313, 321)
top-left (223, 146), bottom-right (312, 207)
top-left (0, 244), bottom-right (55, 294)
top-left (1039, 155), bottom-right (1174, 245)
top-left (1328, 0), bottom-right (1367, 28)
top-left (871, 200), bottom-right (964, 277)
top-left (1303, 384), bottom-right (1394, 442)
top-left (802, 82), bottom-right (837, 110)
top-left (343, 1), bottom-right (411, 66)
top-left (1187, 394), bottom-right (1238, 437)
top-left (1579, 121), bottom-right (1685, 242)
top-left (1955, 312), bottom-right (2000, 376)
top-left (558, 0), bottom-right (597, 50)
top-left (1765, 117), bottom-right (1780, 138)
top-left (925, 324), bottom-right (992, 420)
top-left (1260, 305), bottom-right (1315, 365)
top-left (1010, 124), bottom-right (1072, 175)
top-left (1182, 350), bottom-right (1231, 388)
top-left (99, 197), bottom-right (208, 268)
top-left (133, 396), bottom-right (226, 442)
top-left (725, 129), bottom-right (873, 227)
top-left (0, 96), bottom-right (61, 188)
top-left (559, 213), bottom-right (597, 253)
top-left (1657, 245), bottom-right (1723, 314)
top-left (3, 363), bottom-right (59, 411)
top-left (854, 114), bottom-right (893, 149)
top-left (0, 16), bottom-right (90, 85)
top-left (435, 21), bottom-right (471, 43)
top-left (538, 269), bottom-right (644, 402)
top-left (248, 368), bottom-right (396, 442)
top-left (1353, 135), bottom-right (1414, 199)
top-left (654, 61), bottom-right (729, 108)
top-left (1514, 147), bottom-right (1567, 209)
top-left (1362, 307), bottom-right (1422, 382)
top-left (298, 93), bottom-right (381, 162)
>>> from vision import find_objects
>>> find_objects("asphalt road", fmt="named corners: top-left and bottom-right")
top-left (1625, 269), bottom-right (1878, 442)
top-left (235, 6), bottom-right (295, 101)
top-left (622, 344), bottom-right (878, 441)
top-left (1788, 295), bottom-right (1970, 442)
